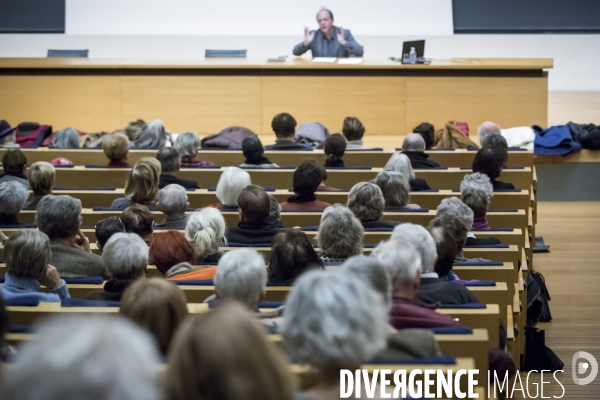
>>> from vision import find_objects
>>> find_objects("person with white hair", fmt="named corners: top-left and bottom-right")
top-left (134, 118), bottom-right (169, 149)
top-left (317, 204), bottom-right (363, 262)
top-left (86, 233), bottom-right (148, 302)
top-left (3, 315), bottom-right (162, 400)
top-left (174, 131), bottom-right (216, 167)
top-left (155, 184), bottom-right (189, 230)
top-left (213, 248), bottom-right (267, 311)
top-left (0, 180), bottom-right (33, 226)
top-left (384, 152), bottom-right (431, 191)
top-left (213, 166), bottom-right (251, 209)
top-left (478, 121), bottom-right (501, 146)
top-left (51, 127), bottom-right (80, 148)
top-left (460, 172), bottom-right (494, 199)
top-left (401, 133), bottom-right (441, 169)
top-left (157, 147), bottom-right (198, 190)
top-left (24, 161), bottom-right (55, 210)
top-left (370, 239), bottom-right (458, 329)
top-left (391, 223), bottom-right (479, 305)
top-left (184, 208), bottom-right (227, 265)
top-left (371, 170), bottom-right (420, 209)
top-left (281, 270), bottom-right (387, 399)
top-left (346, 181), bottom-right (400, 229)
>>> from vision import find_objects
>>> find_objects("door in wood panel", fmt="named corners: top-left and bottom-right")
top-left (406, 76), bottom-right (548, 139)
top-left (0, 76), bottom-right (122, 132)
top-left (262, 76), bottom-right (406, 135)
top-left (120, 76), bottom-right (262, 134)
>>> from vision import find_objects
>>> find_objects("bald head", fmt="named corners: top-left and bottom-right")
top-left (402, 133), bottom-right (426, 152)
top-left (478, 121), bottom-right (501, 146)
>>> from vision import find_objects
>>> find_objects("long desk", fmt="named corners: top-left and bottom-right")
top-left (0, 58), bottom-right (551, 136)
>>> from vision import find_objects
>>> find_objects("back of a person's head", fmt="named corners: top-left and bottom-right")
top-left (125, 157), bottom-right (161, 204)
top-left (370, 239), bottom-right (422, 291)
top-left (342, 256), bottom-right (391, 304)
top-left (372, 170), bottom-right (410, 208)
top-left (383, 153), bottom-right (415, 180)
top-left (342, 116), bottom-right (365, 142)
top-left (149, 231), bottom-right (195, 275)
top-left (27, 161), bottom-right (55, 194)
top-left (238, 184), bottom-right (270, 224)
top-left (134, 118), bottom-right (166, 149)
top-left (413, 122), bottom-right (435, 150)
top-left (185, 208), bottom-right (226, 258)
top-left (293, 159), bottom-right (323, 196)
top-left (268, 229), bottom-right (323, 284)
top-left (241, 136), bottom-right (265, 162)
top-left (4, 230), bottom-right (51, 279)
top-left (174, 131), bottom-right (201, 157)
top-left (436, 196), bottom-right (474, 231)
top-left (0, 180), bottom-right (29, 216)
top-left (267, 195), bottom-right (281, 226)
top-left (481, 133), bottom-right (508, 150)
top-left (347, 181), bottom-right (385, 222)
top-left (36, 195), bottom-right (81, 239)
top-left (402, 133), bottom-right (426, 152)
top-left (166, 302), bottom-right (295, 400)
top-left (214, 248), bottom-right (267, 310)
top-left (460, 172), bottom-right (493, 199)
top-left (157, 184), bottom-right (188, 214)
top-left (323, 133), bottom-right (346, 164)
top-left (477, 121), bottom-right (501, 146)
top-left (317, 204), bottom-right (364, 258)
top-left (102, 133), bottom-right (130, 161)
top-left (461, 187), bottom-right (489, 218)
top-left (121, 204), bottom-right (154, 238)
top-left (390, 223), bottom-right (436, 273)
top-left (271, 112), bottom-right (297, 138)
top-left (472, 146), bottom-right (507, 181)
top-left (156, 147), bottom-right (180, 173)
top-left (216, 167), bottom-right (251, 207)
top-left (430, 215), bottom-right (468, 251)
top-left (2, 148), bottom-right (27, 173)
top-left (95, 216), bottom-right (126, 249)
top-left (51, 128), bottom-right (80, 149)
top-left (3, 315), bottom-right (161, 400)
top-left (102, 232), bottom-right (148, 280)
top-left (427, 225), bottom-right (458, 279)
top-left (120, 278), bottom-right (188, 356)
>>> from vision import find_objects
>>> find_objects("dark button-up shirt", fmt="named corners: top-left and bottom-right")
top-left (293, 26), bottom-right (363, 58)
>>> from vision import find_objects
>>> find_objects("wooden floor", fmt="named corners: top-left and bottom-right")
top-left (514, 202), bottom-right (600, 399)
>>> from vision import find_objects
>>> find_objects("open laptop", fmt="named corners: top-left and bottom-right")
top-left (402, 40), bottom-right (425, 58)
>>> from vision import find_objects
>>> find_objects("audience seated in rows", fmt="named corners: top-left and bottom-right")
top-left (134, 118), bottom-right (169, 149)
top-left (37, 195), bottom-right (106, 278)
top-left (184, 207), bottom-right (227, 265)
top-left (102, 132), bottom-right (131, 167)
top-left (111, 157), bottom-right (162, 210)
top-left (121, 204), bottom-right (155, 244)
top-left (342, 116), bottom-right (366, 150)
top-left (0, 149), bottom-right (29, 189)
top-left (267, 229), bottom-right (324, 285)
top-left (391, 223), bottom-right (480, 305)
top-left (225, 184), bottom-right (281, 245)
top-left (267, 195), bottom-right (284, 228)
top-left (120, 278), bottom-right (188, 357)
top-left (174, 131), bottom-right (215, 167)
top-left (155, 184), bottom-right (189, 230)
top-left (240, 136), bottom-right (279, 168)
top-left (0, 181), bottom-right (30, 226)
top-left (372, 170), bottom-right (420, 209)
top-left (86, 232), bottom-right (148, 302)
top-left (265, 112), bottom-right (308, 150)
top-left (149, 231), bottom-right (196, 277)
top-left (95, 216), bottom-right (126, 252)
top-left (24, 161), bottom-right (55, 209)
top-left (478, 121), bottom-right (501, 147)
top-left (0, 119), bottom-right (19, 148)
top-left (401, 133), bottom-right (441, 169)
top-left (51, 128), bottom-right (80, 149)
top-left (317, 204), bottom-right (363, 262)
top-left (384, 152), bottom-right (431, 191)
top-left (166, 302), bottom-right (295, 400)
top-left (323, 133), bottom-right (346, 167)
top-left (472, 142), bottom-right (515, 190)
top-left (3, 315), bottom-right (162, 400)
top-left (212, 166), bottom-right (251, 209)
top-left (347, 182), bottom-right (400, 229)
top-left (0, 230), bottom-right (70, 303)
top-left (428, 226), bottom-right (459, 280)
top-left (157, 147), bottom-right (198, 190)
top-left (413, 122), bottom-right (435, 150)
top-left (460, 172), bottom-right (494, 230)
top-left (281, 160), bottom-right (332, 211)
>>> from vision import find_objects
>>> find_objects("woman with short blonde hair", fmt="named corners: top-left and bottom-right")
top-left (102, 133), bottom-right (131, 167)
top-left (25, 161), bottom-right (55, 209)
top-left (110, 158), bottom-right (161, 210)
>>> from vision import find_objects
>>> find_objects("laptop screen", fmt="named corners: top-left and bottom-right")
top-left (402, 40), bottom-right (425, 58)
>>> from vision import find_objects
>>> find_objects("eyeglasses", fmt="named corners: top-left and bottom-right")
top-left (95, 216), bottom-right (122, 230)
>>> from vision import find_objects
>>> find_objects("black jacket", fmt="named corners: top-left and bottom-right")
top-left (86, 279), bottom-right (136, 302)
top-left (410, 178), bottom-right (432, 192)
top-left (225, 221), bottom-right (282, 245)
top-left (417, 277), bottom-right (480, 305)
top-left (361, 220), bottom-right (401, 230)
top-left (492, 180), bottom-right (515, 190)
top-left (159, 173), bottom-right (198, 190)
top-left (403, 152), bottom-right (441, 169)
top-left (264, 140), bottom-right (312, 151)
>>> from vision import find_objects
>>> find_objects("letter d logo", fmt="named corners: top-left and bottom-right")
top-left (572, 351), bottom-right (598, 385)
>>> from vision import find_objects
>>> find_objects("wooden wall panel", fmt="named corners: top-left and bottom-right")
top-left (261, 76), bottom-right (406, 135)
top-left (0, 76), bottom-right (122, 132)
top-left (120, 76), bottom-right (262, 134)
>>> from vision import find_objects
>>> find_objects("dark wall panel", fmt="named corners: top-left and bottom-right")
top-left (0, 0), bottom-right (65, 33)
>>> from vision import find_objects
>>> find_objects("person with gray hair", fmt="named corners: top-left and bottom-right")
top-left (0, 180), bottom-right (33, 226)
top-left (175, 131), bottom-right (216, 167)
top-left (460, 172), bottom-right (494, 199)
top-left (401, 133), bottom-right (441, 169)
top-left (347, 181), bottom-right (400, 229)
top-left (371, 170), bottom-right (420, 210)
top-left (317, 204), bottom-right (363, 262)
top-left (213, 248), bottom-right (267, 310)
top-left (3, 315), bottom-right (162, 400)
top-left (391, 223), bottom-right (480, 305)
top-left (281, 270), bottom-right (387, 398)
top-left (0, 230), bottom-right (70, 303)
top-left (157, 147), bottom-right (198, 190)
top-left (478, 121), bottom-right (501, 146)
top-left (51, 127), bottom-right (80, 148)
top-left (185, 208), bottom-right (227, 265)
top-left (437, 196), bottom-right (501, 247)
top-left (267, 195), bottom-right (284, 228)
top-left (37, 195), bottom-right (106, 279)
top-left (155, 184), bottom-right (189, 230)
top-left (134, 118), bottom-right (169, 149)
top-left (384, 153), bottom-right (431, 191)
top-left (87, 233), bottom-right (149, 302)
top-left (214, 167), bottom-right (251, 209)
top-left (462, 187), bottom-right (491, 230)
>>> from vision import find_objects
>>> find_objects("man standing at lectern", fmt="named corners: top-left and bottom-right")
top-left (293, 8), bottom-right (363, 58)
